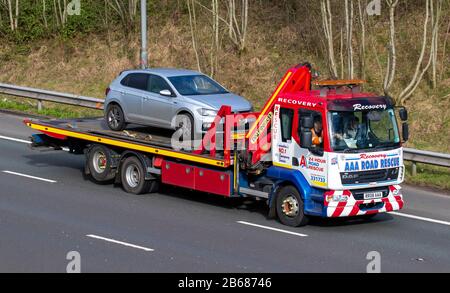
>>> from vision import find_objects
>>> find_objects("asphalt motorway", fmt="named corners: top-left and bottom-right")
top-left (0, 112), bottom-right (449, 273)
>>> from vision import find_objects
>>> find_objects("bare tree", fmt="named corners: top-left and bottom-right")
top-left (187, 0), bottom-right (202, 72)
top-left (320, 0), bottom-right (338, 78)
top-left (3, 0), bottom-right (19, 31)
top-left (107, 0), bottom-right (139, 32)
top-left (398, 0), bottom-right (441, 105)
top-left (53, 0), bottom-right (68, 27)
top-left (187, 0), bottom-right (221, 76)
top-left (211, 0), bottom-right (220, 76)
top-left (13, 0), bottom-right (18, 29)
top-left (383, 0), bottom-right (399, 95)
top-left (345, 0), bottom-right (354, 79)
top-left (440, 18), bottom-right (450, 81)
top-left (340, 27), bottom-right (344, 78)
top-left (431, 0), bottom-right (443, 89)
top-left (42, 0), bottom-right (48, 28)
top-left (226, 0), bottom-right (248, 52)
top-left (357, 0), bottom-right (366, 80)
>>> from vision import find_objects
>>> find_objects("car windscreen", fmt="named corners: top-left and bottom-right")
top-left (168, 75), bottom-right (229, 96)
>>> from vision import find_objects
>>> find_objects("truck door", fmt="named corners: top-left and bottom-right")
top-left (272, 105), bottom-right (296, 168)
top-left (294, 109), bottom-right (328, 188)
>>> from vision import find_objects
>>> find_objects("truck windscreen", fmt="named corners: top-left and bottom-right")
top-left (328, 109), bottom-right (400, 152)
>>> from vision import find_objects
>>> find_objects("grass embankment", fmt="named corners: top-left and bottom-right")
top-left (0, 96), bottom-right (101, 118)
top-left (404, 162), bottom-right (450, 191)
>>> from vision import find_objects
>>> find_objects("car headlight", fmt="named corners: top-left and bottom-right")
top-left (198, 108), bottom-right (218, 117)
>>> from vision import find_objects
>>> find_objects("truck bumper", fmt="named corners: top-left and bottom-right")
top-left (323, 185), bottom-right (404, 218)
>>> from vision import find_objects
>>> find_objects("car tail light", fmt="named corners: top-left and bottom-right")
top-left (105, 87), bottom-right (111, 96)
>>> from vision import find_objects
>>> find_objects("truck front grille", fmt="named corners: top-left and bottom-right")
top-left (340, 168), bottom-right (399, 185)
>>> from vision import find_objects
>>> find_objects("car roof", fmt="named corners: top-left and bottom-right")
top-left (122, 68), bottom-right (203, 78)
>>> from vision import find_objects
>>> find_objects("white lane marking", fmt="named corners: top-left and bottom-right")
top-left (0, 135), bottom-right (31, 144)
top-left (237, 221), bottom-right (308, 237)
top-left (390, 212), bottom-right (450, 227)
top-left (86, 234), bottom-right (154, 252)
top-left (2, 170), bottom-right (57, 183)
top-left (0, 134), bottom-right (70, 151)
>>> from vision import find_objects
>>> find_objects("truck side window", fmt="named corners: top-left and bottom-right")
top-left (280, 108), bottom-right (294, 142)
top-left (300, 109), bottom-right (323, 149)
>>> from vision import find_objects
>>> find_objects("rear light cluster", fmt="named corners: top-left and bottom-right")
top-left (105, 87), bottom-right (111, 97)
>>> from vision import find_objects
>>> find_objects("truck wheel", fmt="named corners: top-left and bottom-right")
top-left (276, 185), bottom-right (309, 227)
top-left (120, 156), bottom-right (154, 195)
top-left (87, 145), bottom-right (116, 182)
top-left (106, 104), bottom-right (126, 131)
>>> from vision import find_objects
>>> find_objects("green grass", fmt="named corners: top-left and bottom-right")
top-left (0, 97), bottom-right (102, 119)
top-left (405, 162), bottom-right (450, 191)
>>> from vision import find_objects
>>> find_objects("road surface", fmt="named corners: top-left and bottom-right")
top-left (0, 111), bottom-right (449, 273)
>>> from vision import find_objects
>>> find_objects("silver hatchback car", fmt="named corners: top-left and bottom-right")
top-left (104, 68), bottom-right (252, 137)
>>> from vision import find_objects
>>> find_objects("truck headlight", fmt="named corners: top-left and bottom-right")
top-left (198, 108), bottom-right (218, 117)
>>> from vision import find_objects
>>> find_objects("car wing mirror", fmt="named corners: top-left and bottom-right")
top-left (160, 89), bottom-right (173, 97)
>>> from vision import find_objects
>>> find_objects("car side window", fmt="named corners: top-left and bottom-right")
top-left (124, 73), bottom-right (148, 91)
top-left (148, 75), bottom-right (172, 95)
top-left (120, 74), bottom-right (130, 86)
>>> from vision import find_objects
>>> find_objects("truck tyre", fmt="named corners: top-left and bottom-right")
top-left (106, 104), bottom-right (126, 131)
top-left (276, 185), bottom-right (309, 227)
top-left (120, 156), bottom-right (154, 195)
top-left (87, 145), bottom-right (116, 183)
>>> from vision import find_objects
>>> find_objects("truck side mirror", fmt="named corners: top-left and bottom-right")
top-left (301, 116), bottom-right (314, 129)
top-left (399, 108), bottom-right (408, 121)
top-left (402, 122), bottom-right (409, 142)
top-left (300, 130), bottom-right (312, 149)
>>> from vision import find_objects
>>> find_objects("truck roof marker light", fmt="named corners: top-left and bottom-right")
top-left (313, 79), bottom-right (366, 87)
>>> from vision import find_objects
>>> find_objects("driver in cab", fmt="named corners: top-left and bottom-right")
top-left (334, 115), bottom-right (359, 141)
top-left (311, 116), bottom-right (323, 147)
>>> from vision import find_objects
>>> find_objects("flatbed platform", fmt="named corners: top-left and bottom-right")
top-left (24, 117), bottom-right (231, 168)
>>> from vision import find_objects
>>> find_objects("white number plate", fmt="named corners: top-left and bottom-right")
top-left (363, 192), bottom-right (383, 200)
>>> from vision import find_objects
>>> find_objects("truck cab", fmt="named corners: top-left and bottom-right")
top-left (267, 79), bottom-right (408, 223)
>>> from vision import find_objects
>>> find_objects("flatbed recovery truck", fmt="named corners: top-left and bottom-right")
top-left (24, 63), bottom-right (409, 227)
